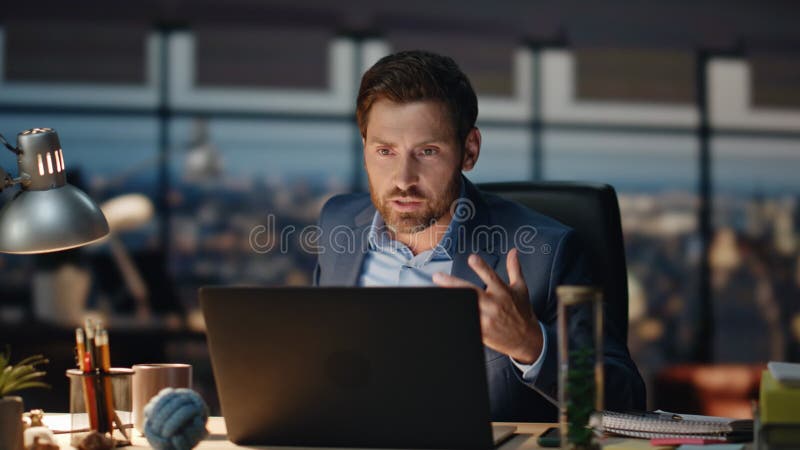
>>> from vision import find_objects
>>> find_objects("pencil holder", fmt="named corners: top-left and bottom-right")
top-left (66, 368), bottom-right (134, 447)
top-left (557, 286), bottom-right (604, 450)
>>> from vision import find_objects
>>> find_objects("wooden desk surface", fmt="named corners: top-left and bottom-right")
top-left (47, 415), bottom-right (555, 450)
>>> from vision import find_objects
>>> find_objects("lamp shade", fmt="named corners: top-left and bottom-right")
top-left (0, 128), bottom-right (109, 254)
top-left (0, 185), bottom-right (109, 254)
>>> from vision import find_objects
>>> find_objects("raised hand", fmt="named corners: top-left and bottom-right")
top-left (433, 248), bottom-right (543, 364)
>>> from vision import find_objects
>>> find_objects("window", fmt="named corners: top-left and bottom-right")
top-left (468, 126), bottom-right (533, 182)
top-left (167, 117), bottom-right (354, 306)
top-left (711, 135), bottom-right (800, 362)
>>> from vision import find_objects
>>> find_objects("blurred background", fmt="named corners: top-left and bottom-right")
top-left (1, 0), bottom-right (799, 418)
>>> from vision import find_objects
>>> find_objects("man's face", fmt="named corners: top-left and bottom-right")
top-left (363, 99), bottom-right (478, 235)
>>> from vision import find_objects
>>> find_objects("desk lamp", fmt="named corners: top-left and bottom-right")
top-left (0, 128), bottom-right (109, 254)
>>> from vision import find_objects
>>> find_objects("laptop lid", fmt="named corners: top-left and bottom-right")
top-left (200, 286), bottom-right (496, 449)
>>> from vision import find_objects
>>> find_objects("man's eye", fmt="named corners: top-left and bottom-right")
top-left (377, 148), bottom-right (392, 156)
top-left (421, 148), bottom-right (437, 156)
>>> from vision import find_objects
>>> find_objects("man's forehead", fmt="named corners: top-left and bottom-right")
top-left (366, 131), bottom-right (451, 146)
top-left (365, 100), bottom-right (456, 144)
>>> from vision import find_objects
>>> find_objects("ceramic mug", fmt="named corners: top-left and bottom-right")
top-left (131, 363), bottom-right (192, 434)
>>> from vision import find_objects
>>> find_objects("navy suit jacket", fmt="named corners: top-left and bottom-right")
top-left (313, 177), bottom-right (645, 421)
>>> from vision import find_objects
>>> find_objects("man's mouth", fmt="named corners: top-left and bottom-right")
top-left (390, 198), bottom-right (424, 212)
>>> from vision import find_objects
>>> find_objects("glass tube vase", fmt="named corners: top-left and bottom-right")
top-left (557, 285), bottom-right (604, 450)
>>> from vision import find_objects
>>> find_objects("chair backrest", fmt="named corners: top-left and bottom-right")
top-left (479, 181), bottom-right (629, 343)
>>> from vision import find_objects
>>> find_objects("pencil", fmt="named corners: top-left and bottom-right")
top-left (98, 329), bottom-right (130, 441)
top-left (85, 319), bottom-right (110, 433)
top-left (92, 328), bottom-right (110, 433)
top-left (84, 319), bottom-right (97, 370)
top-left (98, 330), bottom-right (117, 435)
top-left (76, 328), bottom-right (99, 430)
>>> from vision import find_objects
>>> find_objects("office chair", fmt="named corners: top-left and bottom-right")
top-left (478, 181), bottom-right (630, 346)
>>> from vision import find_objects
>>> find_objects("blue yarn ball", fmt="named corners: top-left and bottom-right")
top-left (143, 388), bottom-right (209, 450)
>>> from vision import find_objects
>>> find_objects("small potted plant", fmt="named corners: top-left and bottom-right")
top-left (0, 347), bottom-right (49, 450)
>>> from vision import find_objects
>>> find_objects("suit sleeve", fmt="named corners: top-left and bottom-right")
top-left (512, 230), bottom-right (646, 412)
top-left (312, 197), bottom-right (330, 287)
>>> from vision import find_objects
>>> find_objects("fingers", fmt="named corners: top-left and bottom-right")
top-left (433, 272), bottom-right (495, 316)
top-left (506, 248), bottom-right (521, 285)
top-left (438, 250), bottom-right (528, 301)
top-left (506, 248), bottom-right (528, 298)
top-left (432, 272), bottom-right (479, 290)
top-left (467, 253), bottom-right (503, 291)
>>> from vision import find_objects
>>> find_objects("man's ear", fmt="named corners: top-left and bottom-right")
top-left (461, 127), bottom-right (481, 171)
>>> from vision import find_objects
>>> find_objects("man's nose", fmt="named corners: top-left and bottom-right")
top-left (393, 154), bottom-right (419, 192)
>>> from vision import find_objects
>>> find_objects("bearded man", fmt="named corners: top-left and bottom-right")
top-left (313, 50), bottom-right (645, 421)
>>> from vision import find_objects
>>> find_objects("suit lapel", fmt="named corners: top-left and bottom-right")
top-left (450, 177), bottom-right (499, 289)
top-left (329, 202), bottom-right (373, 286)
top-left (452, 248), bottom-right (499, 289)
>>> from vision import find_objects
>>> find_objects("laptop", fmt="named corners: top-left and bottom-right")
top-left (200, 286), bottom-right (516, 449)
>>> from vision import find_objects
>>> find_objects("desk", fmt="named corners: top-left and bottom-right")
top-left (46, 415), bottom-right (554, 450)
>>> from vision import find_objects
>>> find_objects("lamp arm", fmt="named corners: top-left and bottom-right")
top-left (0, 167), bottom-right (12, 192)
top-left (0, 133), bottom-right (21, 155)
top-left (0, 132), bottom-right (22, 192)
top-left (0, 168), bottom-right (28, 192)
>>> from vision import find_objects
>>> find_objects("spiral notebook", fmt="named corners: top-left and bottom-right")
top-left (593, 410), bottom-right (754, 442)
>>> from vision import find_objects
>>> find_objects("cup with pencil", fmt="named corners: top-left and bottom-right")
top-left (67, 319), bottom-right (134, 447)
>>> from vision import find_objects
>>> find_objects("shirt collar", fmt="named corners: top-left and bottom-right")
top-left (367, 177), bottom-right (467, 260)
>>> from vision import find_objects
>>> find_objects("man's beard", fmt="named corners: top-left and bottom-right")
top-left (369, 171), bottom-right (461, 235)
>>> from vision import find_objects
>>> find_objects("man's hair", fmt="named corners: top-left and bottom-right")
top-left (356, 50), bottom-right (478, 145)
